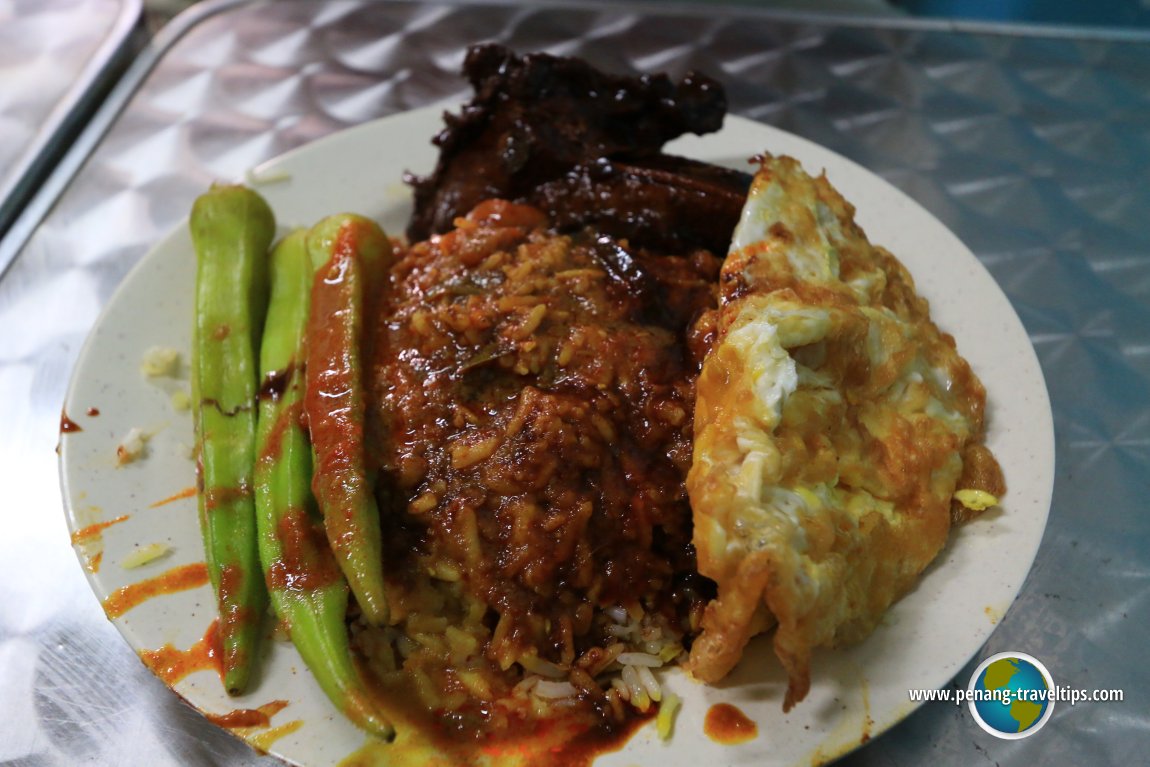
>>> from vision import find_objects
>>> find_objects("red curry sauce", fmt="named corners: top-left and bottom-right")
top-left (703, 702), bottom-right (758, 744)
top-left (70, 514), bottom-right (129, 545)
top-left (103, 562), bottom-right (209, 619)
top-left (60, 409), bottom-right (82, 433)
top-left (362, 201), bottom-right (719, 742)
top-left (140, 618), bottom-right (224, 685)
top-left (204, 699), bottom-right (289, 729)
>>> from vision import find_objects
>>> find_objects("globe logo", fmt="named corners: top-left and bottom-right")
top-left (968, 652), bottom-right (1055, 739)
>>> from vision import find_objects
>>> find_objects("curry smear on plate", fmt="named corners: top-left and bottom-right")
top-left (703, 702), bottom-right (758, 745)
top-left (140, 618), bottom-right (224, 686)
top-left (60, 409), bottom-right (83, 433)
top-left (204, 699), bottom-right (289, 728)
top-left (102, 562), bottom-right (209, 619)
top-left (70, 514), bottom-right (129, 544)
top-left (150, 485), bottom-right (197, 508)
top-left (338, 697), bottom-right (651, 767)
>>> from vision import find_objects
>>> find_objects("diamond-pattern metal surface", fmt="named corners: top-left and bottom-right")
top-left (1, 1), bottom-right (1147, 764)
top-left (0, 0), bottom-right (140, 241)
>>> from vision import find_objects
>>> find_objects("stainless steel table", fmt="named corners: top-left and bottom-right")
top-left (0, 0), bottom-right (143, 261)
top-left (1, 1), bottom-right (1147, 764)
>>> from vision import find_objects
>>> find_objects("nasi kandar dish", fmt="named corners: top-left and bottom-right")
top-left (185, 44), bottom-right (1005, 759)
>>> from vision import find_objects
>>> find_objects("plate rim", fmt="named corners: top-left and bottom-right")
top-left (58, 104), bottom-right (1056, 766)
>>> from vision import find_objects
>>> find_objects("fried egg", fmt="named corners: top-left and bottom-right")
top-left (686, 154), bottom-right (1005, 709)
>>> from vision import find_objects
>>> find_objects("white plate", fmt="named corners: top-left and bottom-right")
top-left (59, 105), bottom-right (1054, 766)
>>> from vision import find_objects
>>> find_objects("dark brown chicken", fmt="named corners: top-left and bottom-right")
top-left (406, 44), bottom-right (751, 254)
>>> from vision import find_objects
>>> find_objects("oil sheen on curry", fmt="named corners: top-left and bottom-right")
top-left (359, 200), bottom-right (718, 748)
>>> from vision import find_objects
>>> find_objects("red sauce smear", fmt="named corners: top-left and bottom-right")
top-left (704, 703), bottom-right (758, 744)
top-left (204, 699), bottom-right (290, 729)
top-left (103, 562), bottom-right (209, 619)
top-left (217, 563), bottom-right (255, 677)
top-left (340, 705), bottom-right (652, 767)
top-left (87, 551), bottom-right (104, 573)
top-left (204, 483), bottom-right (252, 510)
top-left (140, 619), bottom-right (224, 685)
top-left (305, 220), bottom-right (371, 551)
top-left (60, 410), bottom-right (82, 433)
top-left (257, 397), bottom-right (300, 466)
top-left (489, 713), bottom-right (648, 766)
top-left (268, 507), bottom-right (342, 592)
top-left (71, 514), bottom-right (129, 544)
top-left (86, 407), bottom-right (101, 416)
top-left (149, 486), bottom-right (197, 508)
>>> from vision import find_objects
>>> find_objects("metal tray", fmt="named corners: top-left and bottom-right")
top-left (1, 1), bottom-right (1147, 764)
top-left (0, 0), bottom-right (143, 254)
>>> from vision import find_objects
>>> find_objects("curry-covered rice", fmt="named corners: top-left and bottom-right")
top-left (357, 200), bottom-right (719, 738)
